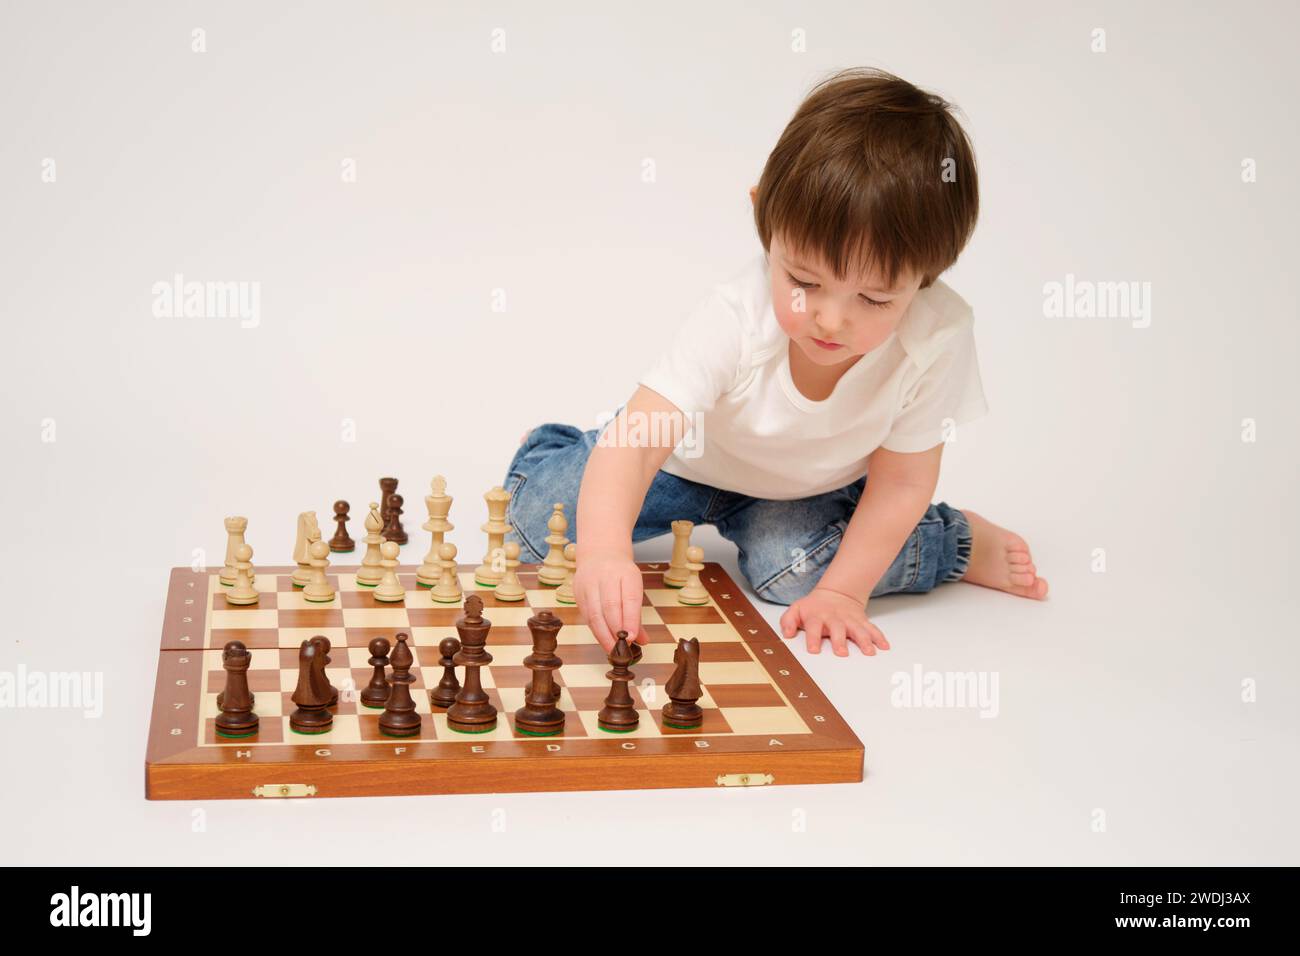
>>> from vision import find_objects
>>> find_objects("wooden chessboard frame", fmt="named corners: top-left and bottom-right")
top-left (145, 562), bottom-right (864, 799)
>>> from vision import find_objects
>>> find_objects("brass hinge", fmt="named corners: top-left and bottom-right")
top-left (252, 783), bottom-right (317, 798)
top-left (715, 773), bottom-right (775, 787)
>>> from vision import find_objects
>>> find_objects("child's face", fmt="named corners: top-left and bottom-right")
top-left (769, 234), bottom-right (923, 368)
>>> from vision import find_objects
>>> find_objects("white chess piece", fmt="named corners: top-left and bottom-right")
top-left (303, 539), bottom-right (336, 603)
top-left (537, 503), bottom-right (569, 586)
top-left (555, 542), bottom-right (576, 605)
top-left (357, 502), bottom-right (385, 587)
top-left (677, 545), bottom-right (709, 606)
top-left (495, 541), bottom-right (526, 602)
top-left (664, 520), bottom-right (694, 588)
top-left (226, 544), bottom-right (259, 606)
top-left (431, 541), bottom-right (463, 604)
top-left (373, 540), bottom-right (405, 603)
top-left (292, 511), bottom-right (320, 589)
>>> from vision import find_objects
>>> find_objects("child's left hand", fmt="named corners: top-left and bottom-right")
top-left (779, 586), bottom-right (891, 657)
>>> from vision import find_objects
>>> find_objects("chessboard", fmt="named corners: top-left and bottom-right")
top-left (145, 562), bottom-right (864, 799)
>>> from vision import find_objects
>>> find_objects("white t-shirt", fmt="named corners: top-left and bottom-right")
top-left (637, 253), bottom-right (989, 500)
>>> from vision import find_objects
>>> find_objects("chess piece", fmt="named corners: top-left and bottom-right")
top-left (329, 500), bottom-right (355, 553)
top-left (215, 641), bottom-right (259, 737)
top-left (515, 610), bottom-right (565, 735)
top-left (310, 635), bottom-right (340, 707)
top-left (677, 545), bottom-right (709, 605)
top-left (537, 503), bottom-right (569, 586)
top-left (225, 544), bottom-right (259, 606)
top-left (429, 637), bottom-right (461, 709)
top-left (383, 493), bottom-right (408, 545)
top-left (373, 540), bottom-right (405, 603)
top-left (292, 511), bottom-right (321, 589)
top-left (664, 520), bottom-right (694, 587)
top-left (303, 539), bottom-right (336, 603)
top-left (220, 516), bottom-right (252, 587)
top-left (356, 502), bottom-right (385, 587)
top-left (289, 639), bottom-right (333, 734)
top-left (597, 632), bottom-right (639, 733)
top-left (555, 543), bottom-right (577, 605)
top-left (379, 633), bottom-right (421, 737)
top-left (360, 636), bottom-right (391, 708)
top-left (474, 486), bottom-right (512, 586)
top-left (661, 638), bottom-right (704, 729)
top-left (416, 475), bottom-right (454, 587)
top-left (430, 541), bottom-right (462, 604)
top-left (446, 594), bottom-right (497, 733)
top-left (494, 541), bottom-right (526, 602)
top-left (379, 477), bottom-right (398, 528)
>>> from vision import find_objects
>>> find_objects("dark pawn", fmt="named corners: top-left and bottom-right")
top-left (329, 499), bottom-right (355, 553)
top-left (215, 640), bottom-right (259, 737)
top-left (379, 632), bottom-right (421, 737)
top-left (597, 631), bottom-right (639, 733)
top-left (360, 636), bottom-right (391, 709)
top-left (446, 594), bottom-right (497, 733)
top-left (661, 637), bottom-right (704, 729)
top-left (309, 635), bottom-right (339, 707)
top-left (515, 610), bottom-right (565, 736)
top-left (379, 477), bottom-right (398, 527)
top-left (429, 636), bottom-right (461, 709)
top-left (290, 639), bottom-right (333, 734)
top-left (382, 493), bottom-right (408, 544)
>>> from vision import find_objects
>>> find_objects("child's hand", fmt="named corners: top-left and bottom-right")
top-left (779, 586), bottom-right (890, 657)
top-left (573, 549), bottom-right (648, 652)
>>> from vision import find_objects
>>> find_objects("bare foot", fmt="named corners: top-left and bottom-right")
top-left (960, 510), bottom-right (1049, 599)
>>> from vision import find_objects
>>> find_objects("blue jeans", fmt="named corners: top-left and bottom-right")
top-left (503, 422), bottom-right (972, 605)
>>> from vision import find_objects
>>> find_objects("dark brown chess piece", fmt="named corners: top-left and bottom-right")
top-left (597, 631), bottom-right (639, 733)
top-left (515, 610), bottom-right (565, 736)
top-left (309, 635), bottom-right (339, 707)
top-left (661, 637), bottom-right (704, 729)
top-left (379, 477), bottom-right (398, 528)
top-left (379, 632), bottom-right (421, 737)
top-left (382, 493), bottom-right (408, 544)
top-left (329, 499), bottom-right (355, 553)
top-left (360, 636), bottom-right (391, 708)
top-left (446, 595), bottom-right (497, 733)
top-left (289, 639), bottom-right (333, 734)
top-left (428, 637), bottom-right (461, 709)
top-left (215, 640), bottom-right (259, 737)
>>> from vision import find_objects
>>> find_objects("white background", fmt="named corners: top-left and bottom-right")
top-left (1, 1), bottom-right (1296, 865)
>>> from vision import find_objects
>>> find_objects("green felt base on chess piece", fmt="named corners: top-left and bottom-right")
top-left (538, 580), bottom-right (560, 588)
top-left (597, 724), bottom-right (636, 734)
top-left (663, 580), bottom-right (685, 588)
top-left (473, 578), bottom-right (499, 588)
top-left (555, 597), bottom-right (576, 605)
top-left (219, 579), bottom-right (234, 587)
top-left (416, 580), bottom-right (433, 588)
top-left (431, 595), bottom-right (461, 604)
top-left (516, 726), bottom-right (563, 737)
top-left (661, 719), bottom-right (702, 730)
top-left (448, 723), bottom-right (497, 734)
top-left (303, 596), bottom-right (335, 604)
top-left (356, 579), bottom-right (377, 588)
top-left (290, 725), bottom-right (333, 735)
top-left (361, 703), bottom-right (385, 710)
top-left (380, 729), bottom-right (420, 739)
top-left (292, 583), bottom-right (305, 589)
top-left (215, 728), bottom-right (258, 739)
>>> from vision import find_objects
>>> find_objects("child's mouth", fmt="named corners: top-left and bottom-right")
top-left (810, 337), bottom-right (844, 351)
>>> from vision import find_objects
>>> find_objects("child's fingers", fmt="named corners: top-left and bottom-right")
top-left (804, 616), bottom-right (824, 654)
top-left (846, 620), bottom-right (877, 656)
top-left (589, 581), bottom-right (622, 652)
top-left (620, 569), bottom-right (645, 645)
top-left (827, 620), bottom-right (850, 658)
top-left (866, 619), bottom-right (890, 651)
top-left (779, 605), bottom-right (801, 639)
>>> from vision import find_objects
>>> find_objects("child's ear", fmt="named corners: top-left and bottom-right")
top-left (748, 185), bottom-right (758, 207)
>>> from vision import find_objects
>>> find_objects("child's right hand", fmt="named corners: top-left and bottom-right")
top-left (573, 548), bottom-right (647, 651)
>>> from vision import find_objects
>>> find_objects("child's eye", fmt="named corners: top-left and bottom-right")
top-left (860, 294), bottom-right (889, 308)
top-left (786, 271), bottom-right (816, 289)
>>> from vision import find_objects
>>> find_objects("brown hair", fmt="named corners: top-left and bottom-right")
top-left (753, 68), bottom-right (979, 290)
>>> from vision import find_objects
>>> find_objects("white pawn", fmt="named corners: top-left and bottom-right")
top-left (430, 541), bottom-right (463, 604)
top-left (677, 545), bottom-right (709, 606)
top-left (555, 543), bottom-right (577, 605)
top-left (373, 540), bottom-right (405, 603)
top-left (303, 539), bottom-right (336, 604)
top-left (495, 541), bottom-right (526, 602)
top-left (226, 544), bottom-right (259, 606)
top-left (357, 502), bottom-right (385, 587)
top-left (538, 503), bottom-right (569, 586)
